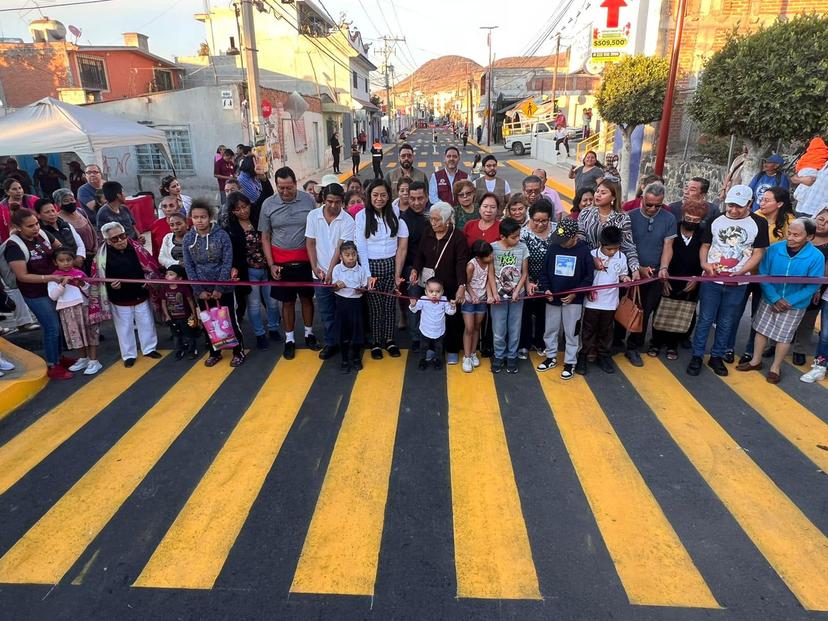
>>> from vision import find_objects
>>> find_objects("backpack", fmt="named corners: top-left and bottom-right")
top-left (0, 231), bottom-right (51, 289)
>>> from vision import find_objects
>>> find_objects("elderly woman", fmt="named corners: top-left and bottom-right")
top-left (410, 201), bottom-right (469, 364)
top-left (518, 198), bottom-right (554, 357)
top-left (1, 179), bottom-right (38, 241)
top-left (2, 208), bottom-right (70, 378)
top-left (736, 218), bottom-right (825, 383)
top-left (453, 179), bottom-right (479, 231)
top-left (506, 194), bottom-right (530, 226)
top-left (94, 222), bottom-right (162, 367)
top-left (34, 198), bottom-right (85, 268)
top-left (53, 188), bottom-right (97, 265)
top-left (650, 199), bottom-right (708, 359)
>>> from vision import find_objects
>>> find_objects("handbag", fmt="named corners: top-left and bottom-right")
top-left (418, 230), bottom-right (453, 287)
top-left (198, 300), bottom-right (240, 350)
top-left (653, 297), bottom-right (697, 333)
top-left (615, 285), bottom-right (643, 333)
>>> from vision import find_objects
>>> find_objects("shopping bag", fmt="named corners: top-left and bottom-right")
top-left (652, 297), bottom-right (697, 333)
top-left (198, 301), bottom-right (239, 350)
top-left (615, 285), bottom-right (643, 333)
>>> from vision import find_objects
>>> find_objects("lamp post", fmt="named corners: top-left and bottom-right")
top-left (480, 26), bottom-right (498, 146)
top-left (654, 0), bottom-right (688, 176)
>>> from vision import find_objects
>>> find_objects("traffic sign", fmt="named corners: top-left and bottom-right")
top-left (261, 99), bottom-right (272, 118)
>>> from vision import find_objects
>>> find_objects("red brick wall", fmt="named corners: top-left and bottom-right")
top-left (260, 86), bottom-right (322, 114)
top-left (68, 49), bottom-right (181, 100)
top-left (0, 43), bottom-right (72, 107)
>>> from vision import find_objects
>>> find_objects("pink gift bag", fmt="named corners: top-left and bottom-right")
top-left (198, 301), bottom-right (239, 350)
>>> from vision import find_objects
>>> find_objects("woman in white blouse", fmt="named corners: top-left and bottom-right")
top-left (354, 179), bottom-right (409, 359)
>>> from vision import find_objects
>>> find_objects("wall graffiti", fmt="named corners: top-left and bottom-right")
top-left (102, 152), bottom-right (131, 178)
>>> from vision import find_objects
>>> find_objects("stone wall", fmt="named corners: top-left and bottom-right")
top-left (640, 156), bottom-right (729, 203)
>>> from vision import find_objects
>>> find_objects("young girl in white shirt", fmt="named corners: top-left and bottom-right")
top-left (47, 248), bottom-right (101, 375)
top-left (332, 241), bottom-right (370, 373)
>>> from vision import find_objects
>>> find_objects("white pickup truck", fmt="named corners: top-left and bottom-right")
top-left (504, 121), bottom-right (553, 156)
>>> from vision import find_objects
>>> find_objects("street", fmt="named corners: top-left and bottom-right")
top-left (0, 131), bottom-right (827, 621)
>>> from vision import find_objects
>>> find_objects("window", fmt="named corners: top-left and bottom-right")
top-left (153, 69), bottom-right (174, 92)
top-left (78, 56), bottom-right (108, 91)
top-left (353, 70), bottom-right (358, 89)
top-left (364, 77), bottom-right (368, 93)
top-left (135, 127), bottom-right (194, 173)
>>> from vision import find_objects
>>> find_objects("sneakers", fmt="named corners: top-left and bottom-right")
top-left (305, 333), bottom-right (322, 351)
top-left (471, 353), bottom-right (480, 368)
top-left (83, 360), bottom-right (103, 375)
top-left (707, 356), bottom-right (728, 376)
top-left (0, 354), bottom-right (16, 372)
top-left (47, 365), bottom-right (73, 380)
top-left (517, 348), bottom-right (529, 360)
top-left (800, 360), bottom-right (827, 383)
top-left (561, 363), bottom-right (574, 380)
top-left (491, 357), bottom-right (505, 373)
top-left (506, 358), bottom-right (518, 374)
top-left (462, 356), bottom-right (473, 373)
top-left (283, 341), bottom-right (296, 360)
top-left (536, 357), bottom-right (557, 371)
top-left (625, 350), bottom-right (644, 367)
top-left (722, 350), bottom-right (735, 364)
top-left (686, 355), bottom-right (703, 376)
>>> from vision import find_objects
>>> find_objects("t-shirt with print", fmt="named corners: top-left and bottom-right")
top-left (520, 226), bottom-right (551, 283)
top-left (491, 240), bottom-right (529, 299)
top-left (749, 172), bottom-right (790, 211)
top-left (585, 248), bottom-right (628, 311)
top-left (3, 232), bottom-right (55, 298)
top-left (163, 284), bottom-right (194, 320)
top-left (701, 213), bottom-right (770, 285)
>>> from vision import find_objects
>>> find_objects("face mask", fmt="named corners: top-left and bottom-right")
top-left (682, 220), bottom-right (699, 231)
top-left (62, 203), bottom-right (77, 213)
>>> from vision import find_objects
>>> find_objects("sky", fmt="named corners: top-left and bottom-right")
top-left (0, 0), bottom-right (583, 78)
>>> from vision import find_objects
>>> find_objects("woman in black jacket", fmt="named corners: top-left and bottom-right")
top-left (330, 132), bottom-right (341, 174)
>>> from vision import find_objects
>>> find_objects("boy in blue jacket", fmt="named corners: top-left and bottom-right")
top-left (537, 218), bottom-right (595, 379)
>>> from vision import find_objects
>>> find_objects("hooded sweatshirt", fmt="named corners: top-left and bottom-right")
top-left (758, 240), bottom-right (825, 309)
top-left (183, 224), bottom-right (234, 294)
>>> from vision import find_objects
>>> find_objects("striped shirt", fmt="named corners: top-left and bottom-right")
top-left (576, 206), bottom-right (640, 272)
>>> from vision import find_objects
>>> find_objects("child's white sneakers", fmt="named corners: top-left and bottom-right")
top-left (83, 360), bottom-right (103, 375)
top-left (0, 354), bottom-right (15, 372)
top-left (462, 356), bottom-right (473, 373)
top-left (68, 358), bottom-right (89, 372)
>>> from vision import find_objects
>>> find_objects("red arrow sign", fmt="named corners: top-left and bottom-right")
top-left (600, 0), bottom-right (627, 28)
top-left (261, 99), bottom-right (272, 118)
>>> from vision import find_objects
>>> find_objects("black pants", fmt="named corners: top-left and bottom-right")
top-left (581, 308), bottom-right (615, 357)
top-left (169, 317), bottom-right (198, 354)
top-left (519, 297), bottom-right (546, 351)
top-left (197, 292), bottom-right (244, 357)
top-left (420, 335), bottom-right (445, 361)
top-left (555, 137), bottom-right (570, 155)
top-left (336, 296), bottom-right (364, 347)
top-left (445, 309), bottom-right (464, 355)
top-left (332, 149), bottom-right (340, 173)
top-left (626, 280), bottom-right (664, 352)
top-left (352, 155), bottom-right (360, 176)
top-left (372, 160), bottom-right (383, 179)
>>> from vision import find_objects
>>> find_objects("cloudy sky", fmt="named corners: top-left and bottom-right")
top-left (0, 0), bottom-right (585, 76)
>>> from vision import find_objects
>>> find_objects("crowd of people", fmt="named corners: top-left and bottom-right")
top-left (0, 139), bottom-right (826, 389)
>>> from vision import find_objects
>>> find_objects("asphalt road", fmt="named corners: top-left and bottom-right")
top-left (0, 130), bottom-right (827, 621)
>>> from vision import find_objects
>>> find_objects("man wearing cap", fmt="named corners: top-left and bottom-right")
top-left (748, 154), bottom-right (790, 211)
top-left (429, 146), bottom-right (468, 206)
top-left (386, 143), bottom-right (428, 198)
top-left (687, 184), bottom-right (769, 377)
top-left (305, 182), bottom-right (355, 360)
top-left (260, 166), bottom-right (321, 359)
top-left (474, 155), bottom-right (511, 207)
top-left (32, 155), bottom-right (66, 198)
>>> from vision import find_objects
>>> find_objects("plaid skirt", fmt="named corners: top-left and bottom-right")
top-left (752, 300), bottom-right (806, 343)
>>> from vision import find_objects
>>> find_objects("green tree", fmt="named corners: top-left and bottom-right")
top-left (689, 15), bottom-right (828, 183)
top-left (596, 55), bottom-right (669, 199)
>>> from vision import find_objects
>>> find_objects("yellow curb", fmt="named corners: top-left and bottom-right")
top-left (506, 159), bottom-right (574, 202)
top-left (0, 338), bottom-right (48, 422)
top-left (468, 139), bottom-right (494, 154)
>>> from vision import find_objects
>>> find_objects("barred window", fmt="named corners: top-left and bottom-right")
top-left (153, 69), bottom-right (174, 92)
top-left (135, 127), bottom-right (194, 173)
top-left (78, 56), bottom-right (108, 91)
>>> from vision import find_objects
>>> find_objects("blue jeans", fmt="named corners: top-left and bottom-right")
top-left (247, 267), bottom-right (281, 336)
top-left (24, 295), bottom-right (61, 366)
top-left (817, 300), bottom-right (828, 361)
top-left (491, 299), bottom-right (524, 360)
top-left (727, 283), bottom-right (761, 355)
top-left (315, 284), bottom-right (337, 346)
top-left (692, 283), bottom-right (748, 358)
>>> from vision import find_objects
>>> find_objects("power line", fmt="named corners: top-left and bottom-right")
top-left (0, 0), bottom-right (112, 11)
top-left (390, 0), bottom-right (419, 69)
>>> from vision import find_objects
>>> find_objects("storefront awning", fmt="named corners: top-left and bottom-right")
top-left (322, 102), bottom-right (351, 114)
top-left (352, 96), bottom-right (380, 112)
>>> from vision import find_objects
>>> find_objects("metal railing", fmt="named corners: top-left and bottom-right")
top-left (576, 122), bottom-right (616, 162)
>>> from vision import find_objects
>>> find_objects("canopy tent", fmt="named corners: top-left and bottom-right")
top-left (0, 97), bottom-right (172, 168)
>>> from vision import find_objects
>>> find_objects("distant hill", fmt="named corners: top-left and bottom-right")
top-left (390, 55), bottom-right (483, 95)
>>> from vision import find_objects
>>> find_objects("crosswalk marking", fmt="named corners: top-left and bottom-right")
top-left (0, 357), bottom-right (235, 585)
top-left (417, 162), bottom-right (427, 168)
top-left (133, 351), bottom-right (323, 589)
top-left (290, 354), bottom-right (407, 596)
top-left (446, 365), bottom-right (541, 600)
top-left (534, 369), bottom-right (720, 608)
top-left (463, 161), bottom-right (473, 167)
top-left (0, 354), bottom-right (166, 496)
top-left (617, 357), bottom-right (828, 611)
top-left (721, 371), bottom-right (828, 472)
top-left (386, 162), bottom-right (397, 168)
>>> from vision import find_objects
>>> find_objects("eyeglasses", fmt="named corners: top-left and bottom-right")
top-left (458, 191), bottom-right (474, 198)
top-left (85, 170), bottom-right (101, 175)
top-left (531, 218), bottom-right (550, 225)
top-left (108, 233), bottom-right (128, 242)
top-left (643, 202), bottom-right (663, 209)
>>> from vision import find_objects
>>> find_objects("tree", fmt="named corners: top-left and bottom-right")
top-left (689, 15), bottom-right (828, 184)
top-left (596, 55), bottom-right (669, 199)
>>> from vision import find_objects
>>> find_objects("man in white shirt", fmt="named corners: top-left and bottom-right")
top-left (306, 183), bottom-right (355, 359)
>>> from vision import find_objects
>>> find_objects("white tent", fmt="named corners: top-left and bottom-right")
top-left (0, 97), bottom-right (172, 167)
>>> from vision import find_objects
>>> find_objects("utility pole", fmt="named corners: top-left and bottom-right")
top-left (239, 0), bottom-right (263, 142)
top-left (550, 33), bottom-right (561, 112)
top-left (480, 26), bottom-right (497, 146)
top-left (378, 36), bottom-right (405, 141)
top-left (654, 0), bottom-right (688, 175)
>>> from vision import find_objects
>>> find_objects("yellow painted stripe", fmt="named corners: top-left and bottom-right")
top-left (134, 351), bottom-right (322, 589)
top-left (0, 357), bottom-right (235, 585)
top-left (617, 357), bottom-right (828, 611)
top-left (446, 365), bottom-right (541, 600)
top-left (506, 159), bottom-right (574, 202)
top-left (0, 339), bottom-right (47, 422)
top-left (722, 372), bottom-right (828, 472)
top-left (433, 163), bottom-right (441, 170)
top-left (463, 161), bottom-right (473, 167)
top-left (535, 369), bottom-right (719, 607)
top-left (417, 162), bottom-right (427, 168)
top-left (290, 354), bottom-right (407, 596)
top-left (0, 354), bottom-right (166, 496)
top-left (386, 162), bottom-right (397, 168)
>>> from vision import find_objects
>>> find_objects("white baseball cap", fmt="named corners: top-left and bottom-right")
top-left (320, 173), bottom-right (341, 187)
top-left (725, 184), bottom-right (753, 207)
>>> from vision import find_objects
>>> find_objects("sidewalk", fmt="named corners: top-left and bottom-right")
top-left (0, 337), bottom-right (47, 421)
top-left (505, 156), bottom-right (575, 202)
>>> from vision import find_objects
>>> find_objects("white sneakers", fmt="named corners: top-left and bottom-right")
top-left (471, 353), bottom-right (480, 368)
top-left (462, 353), bottom-right (482, 373)
top-left (0, 354), bottom-right (15, 372)
top-left (799, 362), bottom-right (827, 383)
top-left (67, 358), bottom-right (103, 375)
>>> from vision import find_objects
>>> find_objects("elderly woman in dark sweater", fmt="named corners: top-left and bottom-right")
top-left (410, 201), bottom-right (470, 364)
top-left (183, 199), bottom-right (245, 367)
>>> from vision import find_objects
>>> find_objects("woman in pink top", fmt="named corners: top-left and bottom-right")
top-left (1, 179), bottom-right (38, 242)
